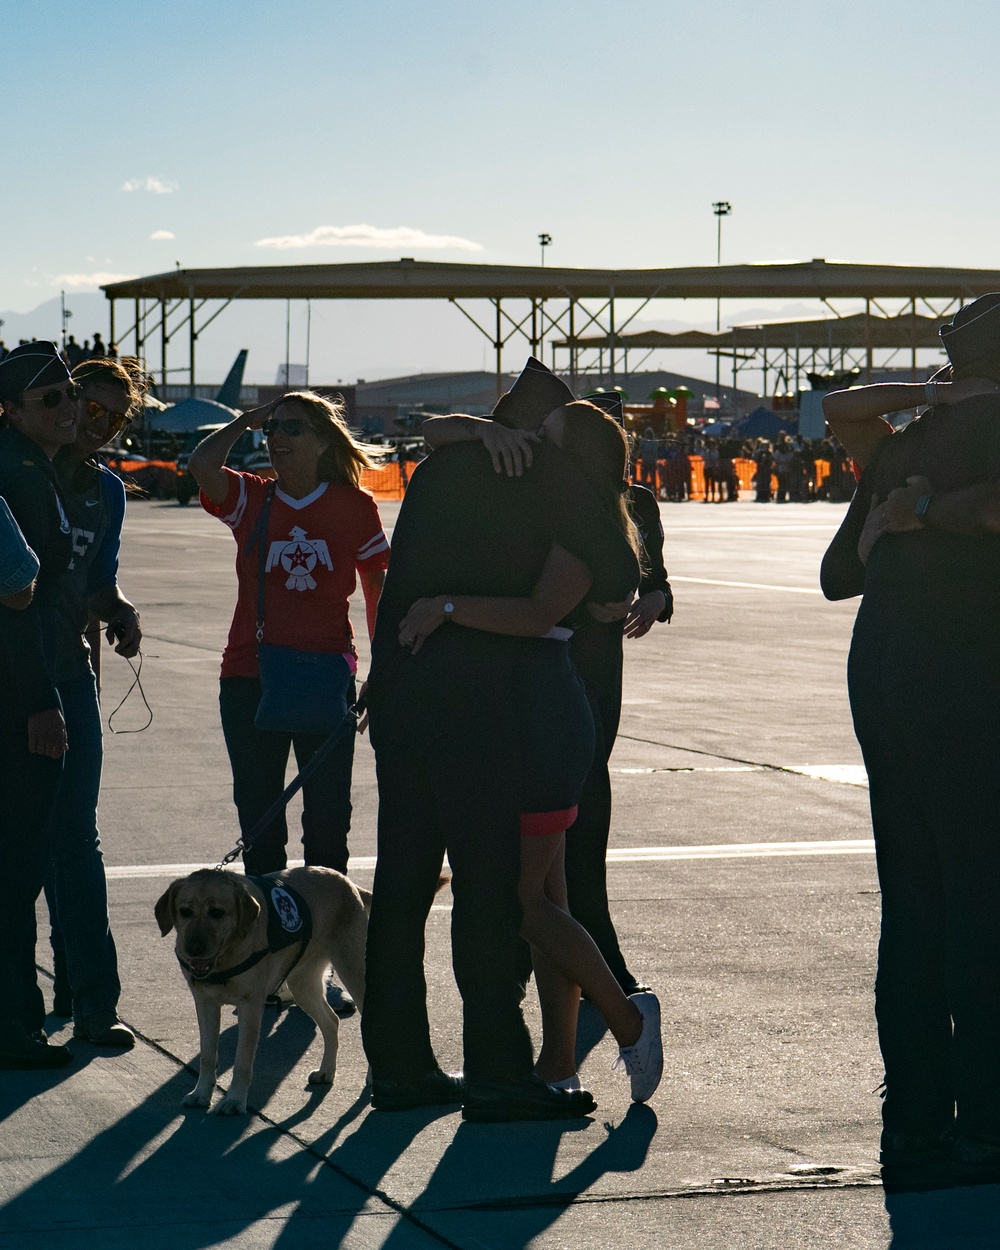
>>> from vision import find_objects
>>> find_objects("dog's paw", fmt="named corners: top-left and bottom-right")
top-left (182, 1088), bottom-right (213, 1108)
top-left (211, 1095), bottom-right (249, 1116)
top-left (308, 1069), bottom-right (334, 1085)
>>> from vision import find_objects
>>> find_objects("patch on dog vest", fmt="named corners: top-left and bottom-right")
top-left (248, 875), bottom-right (313, 953)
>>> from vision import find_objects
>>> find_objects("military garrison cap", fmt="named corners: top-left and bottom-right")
top-left (492, 356), bottom-right (574, 430)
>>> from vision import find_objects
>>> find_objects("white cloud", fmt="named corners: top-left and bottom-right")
top-left (254, 223), bottom-right (484, 252)
top-left (122, 176), bottom-right (178, 194)
top-left (52, 272), bottom-right (139, 290)
top-left (150, 229), bottom-right (176, 240)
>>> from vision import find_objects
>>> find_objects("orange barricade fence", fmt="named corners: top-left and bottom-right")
top-left (360, 460), bottom-right (411, 500)
top-left (114, 459), bottom-right (179, 474)
top-left (635, 457), bottom-right (832, 501)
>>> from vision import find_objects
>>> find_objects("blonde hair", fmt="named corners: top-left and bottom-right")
top-left (275, 391), bottom-right (382, 487)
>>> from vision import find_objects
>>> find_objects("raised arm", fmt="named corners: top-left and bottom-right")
top-left (188, 400), bottom-right (277, 504)
top-left (422, 414), bottom-right (539, 477)
top-left (823, 377), bottom-right (1000, 469)
top-left (399, 544), bottom-right (592, 653)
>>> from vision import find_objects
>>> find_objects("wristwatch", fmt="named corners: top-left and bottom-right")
top-left (442, 601), bottom-right (455, 615)
top-left (914, 494), bottom-right (933, 524)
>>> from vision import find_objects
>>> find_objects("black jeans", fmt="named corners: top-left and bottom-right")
top-left (0, 719), bottom-right (62, 1036)
top-left (362, 648), bottom-right (534, 1084)
top-left (219, 676), bottom-right (356, 875)
top-left (849, 602), bottom-right (1000, 1140)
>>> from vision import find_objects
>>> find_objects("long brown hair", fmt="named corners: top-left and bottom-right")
top-left (72, 355), bottom-right (150, 415)
top-left (559, 400), bottom-right (640, 558)
top-left (275, 391), bottom-right (381, 487)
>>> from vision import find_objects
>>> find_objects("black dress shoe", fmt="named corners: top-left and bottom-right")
top-left (951, 1133), bottom-right (1000, 1187)
top-left (462, 1073), bottom-right (597, 1123)
top-left (0, 1031), bottom-right (73, 1070)
top-left (880, 1127), bottom-right (955, 1193)
top-left (370, 1067), bottom-right (465, 1112)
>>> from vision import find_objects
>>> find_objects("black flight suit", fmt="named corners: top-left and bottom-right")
top-left (362, 442), bottom-right (639, 1084)
top-left (822, 396), bottom-right (1000, 1143)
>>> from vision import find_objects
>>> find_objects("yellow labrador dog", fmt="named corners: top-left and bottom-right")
top-left (155, 866), bottom-right (369, 1115)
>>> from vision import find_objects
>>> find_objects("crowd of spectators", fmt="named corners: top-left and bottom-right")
top-left (0, 335), bottom-right (119, 368)
top-left (631, 429), bottom-right (856, 503)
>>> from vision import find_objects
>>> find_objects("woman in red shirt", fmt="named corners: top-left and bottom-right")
top-left (189, 392), bottom-right (388, 884)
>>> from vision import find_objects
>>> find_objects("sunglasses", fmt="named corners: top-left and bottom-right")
top-left (32, 384), bottom-right (83, 408)
top-left (262, 417), bottom-right (310, 438)
top-left (85, 398), bottom-right (131, 430)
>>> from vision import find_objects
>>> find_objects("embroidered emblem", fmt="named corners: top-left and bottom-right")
top-left (265, 525), bottom-right (333, 591)
top-left (271, 886), bottom-right (304, 934)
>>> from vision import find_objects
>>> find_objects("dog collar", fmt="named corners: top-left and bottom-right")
top-left (178, 948), bottom-right (271, 985)
top-left (177, 875), bottom-right (314, 986)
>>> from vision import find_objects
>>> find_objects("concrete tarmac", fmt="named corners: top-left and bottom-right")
top-left (3, 495), bottom-right (998, 1248)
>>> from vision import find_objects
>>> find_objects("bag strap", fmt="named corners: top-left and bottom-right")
top-left (245, 481), bottom-right (277, 644)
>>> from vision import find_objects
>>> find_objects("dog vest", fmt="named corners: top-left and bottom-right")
top-left (179, 874), bottom-right (313, 985)
top-left (248, 874), bottom-right (313, 954)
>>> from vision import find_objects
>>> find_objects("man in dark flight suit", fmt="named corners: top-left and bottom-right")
top-left (363, 360), bottom-right (638, 1122)
top-left (822, 294), bottom-right (1000, 1189)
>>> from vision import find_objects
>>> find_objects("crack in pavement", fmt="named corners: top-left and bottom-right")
top-left (617, 733), bottom-right (859, 783)
top-left (437, 1166), bottom-right (882, 1211)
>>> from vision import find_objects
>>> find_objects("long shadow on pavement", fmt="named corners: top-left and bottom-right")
top-left (886, 1185), bottom-right (1000, 1249)
top-left (0, 1037), bottom-right (100, 1130)
top-left (0, 1061), bottom-right (447, 1250)
top-left (372, 1103), bottom-right (658, 1250)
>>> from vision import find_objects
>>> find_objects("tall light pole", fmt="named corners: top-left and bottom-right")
top-left (539, 233), bottom-right (552, 266)
top-left (60, 290), bottom-right (72, 348)
top-left (712, 201), bottom-right (732, 400)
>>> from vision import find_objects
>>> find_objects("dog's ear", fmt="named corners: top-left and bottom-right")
top-left (154, 880), bottom-right (184, 936)
top-left (233, 881), bottom-right (262, 942)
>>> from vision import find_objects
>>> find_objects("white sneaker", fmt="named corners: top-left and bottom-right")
top-left (547, 1074), bottom-right (582, 1091)
top-left (612, 992), bottom-right (662, 1103)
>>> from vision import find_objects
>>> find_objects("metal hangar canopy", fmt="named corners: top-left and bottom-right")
top-left (102, 257), bottom-right (1000, 302)
top-left (101, 258), bottom-right (1000, 395)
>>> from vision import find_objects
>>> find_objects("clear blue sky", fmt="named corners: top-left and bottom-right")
top-left (4, 0), bottom-right (998, 378)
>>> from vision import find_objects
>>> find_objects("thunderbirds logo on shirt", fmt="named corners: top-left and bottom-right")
top-left (266, 526), bottom-right (333, 591)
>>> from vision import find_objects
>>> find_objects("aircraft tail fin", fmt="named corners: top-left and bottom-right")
top-left (215, 350), bottom-right (248, 409)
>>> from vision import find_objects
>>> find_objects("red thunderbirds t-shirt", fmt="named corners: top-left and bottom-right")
top-left (201, 469), bottom-right (390, 679)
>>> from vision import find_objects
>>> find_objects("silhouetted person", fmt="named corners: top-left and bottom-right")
top-left (65, 336), bottom-right (84, 368)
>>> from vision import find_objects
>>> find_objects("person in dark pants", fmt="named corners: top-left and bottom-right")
top-left (0, 342), bottom-right (81, 1069)
top-left (189, 392), bottom-right (388, 879)
top-left (564, 466), bottom-right (673, 994)
top-left (413, 397), bottom-right (662, 1102)
top-left (43, 357), bottom-right (146, 1046)
top-left (363, 359), bottom-right (638, 1122)
top-left (422, 389), bottom-right (673, 1001)
top-left (822, 293), bottom-right (1000, 1190)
